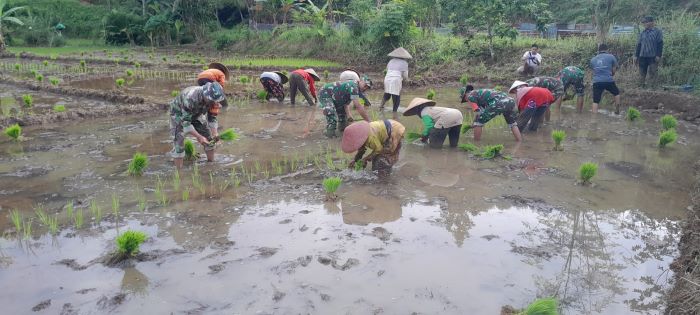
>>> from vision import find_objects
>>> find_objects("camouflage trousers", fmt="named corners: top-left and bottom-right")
top-left (170, 114), bottom-right (216, 158)
top-left (320, 98), bottom-right (348, 137)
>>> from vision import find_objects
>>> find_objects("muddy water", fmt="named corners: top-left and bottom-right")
top-left (0, 83), bottom-right (115, 116)
top-left (0, 87), bottom-right (697, 314)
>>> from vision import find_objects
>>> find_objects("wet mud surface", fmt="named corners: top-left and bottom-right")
top-left (0, 65), bottom-right (699, 313)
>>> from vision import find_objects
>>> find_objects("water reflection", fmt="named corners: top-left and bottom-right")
top-left (340, 185), bottom-right (402, 225)
top-left (121, 267), bottom-right (149, 296)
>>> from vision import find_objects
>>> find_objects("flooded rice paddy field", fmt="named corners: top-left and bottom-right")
top-left (0, 74), bottom-right (698, 314)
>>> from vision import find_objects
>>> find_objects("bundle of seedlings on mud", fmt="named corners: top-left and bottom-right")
top-left (14, 63), bottom-right (20, 71)
top-left (115, 78), bottom-right (126, 88)
top-left (257, 90), bottom-right (268, 101)
top-left (458, 143), bottom-right (479, 153)
top-left (171, 90), bottom-right (179, 97)
top-left (35, 74), bottom-right (44, 82)
top-left (108, 230), bottom-right (148, 264)
top-left (322, 177), bottom-right (342, 201)
top-left (22, 94), bottom-right (32, 108)
top-left (134, 62), bottom-right (141, 69)
top-left (79, 60), bottom-right (86, 69)
top-left (626, 107), bottom-right (641, 121)
top-left (658, 129), bottom-right (677, 148)
top-left (42, 60), bottom-right (49, 67)
top-left (516, 297), bottom-right (559, 315)
top-left (126, 69), bottom-right (134, 77)
top-left (660, 114), bottom-right (677, 130)
top-left (579, 162), bottom-right (598, 185)
top-left (4, 124), bottom-right (22, 141)
top-left (184, 139), bottom-right (199, 161)
top-left (426, 89), bottom-right (436, 100)
top-left (218, 128), bottom-right (239, 141)
top-left (128, 152), bottom-right (149, 176)
top-left (461, 124), bottom-right (473, 134)
top-left (49, 77), bottom-right (60, 86)
top-left (479, 144), bottom-right (505, 159)
top-left (239, 75), bottom-right (250, 84)
top-left (53, 105), bottom-right (66, 112)
top-left (353, 160), bottom-right (366, 171)
top-left (551, 130), bottom-right (566, 151)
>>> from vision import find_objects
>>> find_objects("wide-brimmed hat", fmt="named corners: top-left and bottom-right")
top-left (208, 62), bottom-right (230, 80)
top-left (341, 121), bottom-right (371, 153)
top-left (274, 71), bottom-right (289, 84)
top-left (387, 47), bottom-right (412, 59)
top-left (304, 68), bottom-right (321, 81)
top-left (403, 97), bottom-right (435, 116)
top-left (508, 80), bottom-right (528, 93)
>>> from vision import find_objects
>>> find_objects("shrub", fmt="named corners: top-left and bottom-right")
top-left (53, 105), bottom-right (66, 112)
top-left (115, 230), bottom-right (147, 256)
top-left (579, 162), bottom-right (598, 184)
top-left (105, 11), bottom-right (145, 45)
top-left (128, 152), bottom-right (149, 176)
top-left (22, 94), bottom-right (33, 108)
top-left (219, 128), bottom-right (239, 141)
top-left (658, 129), bottom-right (677, 148)
top-left (4, 124), bottom-right (22, 141)
top-left (322, 177), bottom-right (342, 200)
top-left (626, 107), bottom-right (641, 121)
top-left (660, 114), bottom-right (677, 130)
top-left (551, 130), bottom-right (566, 151)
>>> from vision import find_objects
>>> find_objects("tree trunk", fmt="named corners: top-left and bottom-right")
top-left (487, 26), bottom-right (495, 59)
top-left (0, 31), bottom-right (6, 52)
top-left (142, 0), bottom-right (146, 17)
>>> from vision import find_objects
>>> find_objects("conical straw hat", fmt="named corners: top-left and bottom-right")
top-left (403, 97), bottom-right (435, 116)
top-left (208, 62), bottom-right (230, 80)
top-left (274, 71), bottom-right (289, 84)
top-left (304, 68), bottom-right (321, 81)
top-left (508, 80), bottom-right (528, 93)
top-left (341, 121), bottom-right (371, 153)
top-left (387, 47), bottom-right (412, 59)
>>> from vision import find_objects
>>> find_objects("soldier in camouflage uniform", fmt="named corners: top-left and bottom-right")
top-left (460, 86), bottom-right (522, 142)
top-left (169, 82), bottom-right (225, 169)
top-left (558, 66), bottom-right (586, 113)
top-left (526, 76), bottom-right (563, 122)
top-left (317, 78), bottom-right (371, 138)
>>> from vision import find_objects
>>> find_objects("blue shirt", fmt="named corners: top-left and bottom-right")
top-left (590, 52), bottom-right (618, 83)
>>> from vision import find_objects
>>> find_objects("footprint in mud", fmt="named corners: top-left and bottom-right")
top-left (96, 293), bottom-right (127, 311)
top-left (32, 299), bottom-right (51, 312)
top-left (317, 256), bottom-right (360, 271)
top-left (254, 247), bottom-right (279, 258)
top-left (278, 218), bottom-right (292, 224)
top-left (370, 227), bottom-right (392, 242)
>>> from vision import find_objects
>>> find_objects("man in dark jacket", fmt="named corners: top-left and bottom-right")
top-left (634, 16), bottom-right (663, 88)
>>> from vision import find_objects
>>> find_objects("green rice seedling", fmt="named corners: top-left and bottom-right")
top-left (74, 209), bottom-right (84, 229)
top-left (551, 130), bottom-right (566, 151)
top-left (406, 132), bottom-right (422, 142)
top-left (461, 124), bottom-right (472, 134)
top-left (458, 143), bottom-right (479, 152)
top-left (22, 94), bottom-right (33, 108)
top-left (239, 75), bottom-right (250, 84)
top-left (660, 114), bottom-right (677, 130)
top-left (219, 128), bottom-right (239, 141)
top-left (134, 62), bottom-right (141, 69)
top-left (353, 160), bottom-right (365, 171)
top-left (115, 230), bottom-right (147, 256)
top-left (47, 216), bottom-right (59, 235)
top-left (209, 171), bottom-right (215, 187)
top-left (126, 69), bottom-right (134, 77)
top-left (658, 129), bottom-right (677, 148)
top-left (323, 69), bottom-right (329, 81)
top-left (4, 124), bottom-right (21, 141)
top-left (322, 177), bottom-right (342, 200)
top-left (172, 171), bottom-right (181, 191)
top-left (65, 200), bottom-right (74, 219)
top-left (49, 77), bottom-right (60, 86)
top-left (254, 161), bottom-right (262, 173)
top-left (171, 90), bottom-right (179, 97)
top-left (42, 60), bottom-right (49, 67)
top-left (426, 89), bottom-right (436, 100)
top-left (579, 162), bottom-right (598, 184)
top-left (182, 187), bottom-right (190, 201)
top-left (494, 85), bottom-right (504, 92)
top-left (53, 105), bottom-right (66, 112)
top-left (521, 297), bottom-right (558, 315)
top-left (155, 175), bottom-right (169, 206)
top-left (35, 74), bottom-right (44, 82)
top-left (115, 78), bottom-right (125, 88)
top-left (79, 60), bottom-right (86, 69)
top-left (257, 90), bottom-right (268, 101)
top-left (35, 205), bottom-right (50, 226)
top-left (14, 63), bottom-right (20, 71)
top-left (30, 69), bottom-right (37, 76)
top-left (184, 139), bottom-right (198, 160)
top-left (50, 54), bottom-right (57, 60)
top-left (10, 209), bottom-right (22, 232)
top-left (459, 74), bottom-right (469, 85)
top-left (90, 200), bottom-right (102, 223)
top-left (23, 219), bottom-right (33, 240)
top-left (626, 107), bottom-right (641, 121)
top-left (128, 152), bottom-right (148, 176)
top-left (136, 187), bottom-right (146, 212)
top-left (111, 193), bottom-right (120, 221)
top-left (480, 144), bottom-right (504, 159)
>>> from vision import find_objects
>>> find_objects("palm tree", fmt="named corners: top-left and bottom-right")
top-left (0, 0), bottom-right (25, 52)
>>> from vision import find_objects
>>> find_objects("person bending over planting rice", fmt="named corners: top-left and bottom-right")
top-left (342, 119), bottom-right (405, 176)
top-left (340, 69), bottom-right (372, 107)
top-left (311, 77), bottom-right (372, 138)
top-left (403, 97), bottom-right (463, 149)
top-left (289, 68), bottom-right (320, 106)
top-left (169, 82), bottom-right (225, 169)
top-left (197, 62), bottom-right (230, 108)
top-left (460, 85), bottom-right (522, 142)
top-left (509, 81), bottom-right (555, 132)
top-left (259, 71), bottom-right (288, 102)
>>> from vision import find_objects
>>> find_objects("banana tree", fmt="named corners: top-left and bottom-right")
top-left (0, 0), bottom-right (26, 52)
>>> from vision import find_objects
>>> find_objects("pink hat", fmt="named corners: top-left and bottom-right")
top-left (341, 121), bottom-right (371, 153)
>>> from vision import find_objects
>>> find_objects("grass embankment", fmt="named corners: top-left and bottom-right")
top-left (7, 39), bottom-right (126, 57)
top-left (223, 56), bottom-right (341, 69)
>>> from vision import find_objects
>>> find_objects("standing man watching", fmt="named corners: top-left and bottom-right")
top-left (634, 16), bottom-right (663, 88)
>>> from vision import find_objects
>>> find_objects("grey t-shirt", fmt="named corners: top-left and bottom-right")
top-left (589, 52), bottom-right (618, 83)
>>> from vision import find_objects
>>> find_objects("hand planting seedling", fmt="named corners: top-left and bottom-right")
top-left (626, 107), bottom-right (641, 121)
top-left (22, 94), bottom-right (33, 108)
top-left (218, 128), bottom-right (239, 141)
top-left (579, 162), bottom-right (598, 185)
top-left (426, 89), bottom-right (436, 100)
top-left (660, 114), bottom-right (677, 130)
top-left (115, 78), bottom-right (125, 88)
top-left (406, 132), bottom-right (422, 142)
top-left (551, 130), bottom-right (566, 151)
top-left (53, 105), bottom-right (66, 112)
top-left (519, 297), bottom-right (559, 315)
top-left (458, 143), bottom-right (478, 152)
top-left (322, 177), bottom-right (342, 200)
top-left (4, 124), bottom-right (22, 141)
top-left (115, 230), bottom-right (147, 256)
top-left (128, 152), bottom-right (149, 176)
top-left (658, 129), bottom-right (677, 148)
top-left (479, 144), bottom-right (504, 159)
top-left (49, 77), bottom-right (60, 86)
